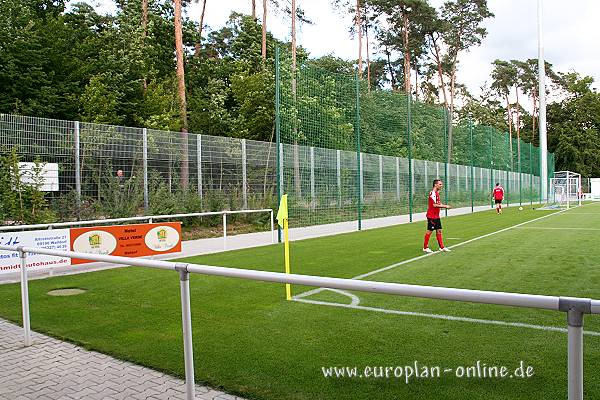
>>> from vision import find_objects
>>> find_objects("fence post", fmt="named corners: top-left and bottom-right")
top-left (74, 121), bottom-right (81, 217)
top-left (469, 119), bottom-right (474, 213)
top-left (270, 210), bottom-right (275, 243)
top-left (143, 128), bottom-right (149, 213)
top-left (175, 265), bottom-right (195, 400)
top-left (559, 298), bottom-right (589, 400)
top-left (407, 95), bottom-right (413, 222)
top-left (197, 135), bottom-right (203, 203)
top-left (336, 149), bottom-right (341, 207)
top-left (310, 146), bottom-right (315, 209)
top-left (275, 45), bottom-right (282, 243)
top-left (395, 157), bottom-right (400, 201)
top-left (506, 133), bottom-right (510, 208)
top-left (222, 213), bottom-right (228, 249)
top-left (424, 160), bottom-right (428, 192)
top-left (530, 142), bottom-right (533, 205)
top-left (443, 108), bottom-right (449, 217)
top-left (242, 139), bottom-right (247, 209)
top-left (18, 247), bottom-right (31, 347)
top-left (379, 155), bottom-right (383, 199)
top-left (489, 127), bottom-right (494, 209)
top-left (355, 71), bottom-right (362, 231)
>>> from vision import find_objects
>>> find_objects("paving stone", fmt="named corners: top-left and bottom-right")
top-left (0, 318), bottom-right (245, 400)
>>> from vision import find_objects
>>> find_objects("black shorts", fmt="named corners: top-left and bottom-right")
top-left (427, 218), bottom-right (442, 231)
top-left (494, 199), bottom-right (503, 204)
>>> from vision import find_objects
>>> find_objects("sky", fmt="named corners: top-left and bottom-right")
top-left (85, 0), bottom-right (600, 96)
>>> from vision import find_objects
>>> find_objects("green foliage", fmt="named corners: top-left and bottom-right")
top-left (0, 148), bottom-right (56, 224)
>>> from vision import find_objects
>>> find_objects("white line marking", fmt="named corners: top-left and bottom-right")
top-left (293, 298), bottom-right (600, 337)
top-left (517, 227), bottom-right (600, 231)
top-left (294, 203), bottom-right (593, 301)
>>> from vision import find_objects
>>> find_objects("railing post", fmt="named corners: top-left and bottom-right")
top-left (559, 298), bottom-right (590, 400)
top-left (74, 121), bottom-right (82, 217)
top-left (223, 213), bottom-right (227, 250)
top-left (175, 264), bottom-right (195, 400)
top-left (18, 247), bottom-right (31, 347)
top-left (241, 139), bottom-right (247, 210)
top-left (143, 128), bottom-right (149, 213)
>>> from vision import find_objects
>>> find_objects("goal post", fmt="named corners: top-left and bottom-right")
top-left (548, 171), bottom-right (581, 209)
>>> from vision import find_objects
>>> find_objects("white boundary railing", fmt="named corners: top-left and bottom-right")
top-left (0, 209), bottom-right (275, 250)
top-left (0, 245), bottom-right (598, 400)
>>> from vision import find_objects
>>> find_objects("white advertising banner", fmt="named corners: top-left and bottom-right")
top-left (0, 229), bottom-right (71, 274)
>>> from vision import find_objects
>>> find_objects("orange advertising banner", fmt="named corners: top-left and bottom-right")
top-left (69, 222), bottom-right (182, 264)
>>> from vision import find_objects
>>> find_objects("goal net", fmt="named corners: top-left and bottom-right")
top-left (546, 171), bottom-right (581, 209)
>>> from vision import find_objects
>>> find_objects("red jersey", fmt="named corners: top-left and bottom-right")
top-left (427, 190), bottom-right (441, 219)
top-left (493, 186), bottom-right (504, 200)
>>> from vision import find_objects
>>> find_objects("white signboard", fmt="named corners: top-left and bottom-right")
top-left (0, 229), bottom-right (71, 274)
top-left (18, 162), bottom-right (59, 192)
top-left (590, 178), bottom-right (600, 198)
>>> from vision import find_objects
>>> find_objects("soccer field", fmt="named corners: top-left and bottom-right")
top-left (1, 203), bottom-right (600, 399)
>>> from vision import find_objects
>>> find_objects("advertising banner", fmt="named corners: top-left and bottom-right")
top-left (70, 222), bottom-right (182, 264)
top-left (0, 229), bottom-right (71, 274)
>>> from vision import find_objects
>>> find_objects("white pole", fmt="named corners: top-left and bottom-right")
top-left (177, 268), bottom-right (195, 400)
top-left (567, 310), bottom-right (584, 400)
top-left (270, 210), bottom-right (275, 244)
top-left (19, 249), bottom-right (31, 347)
top-left (223, 213), bottom-right (227, 250)
top-left (538, 0), bottom-right (548, 201)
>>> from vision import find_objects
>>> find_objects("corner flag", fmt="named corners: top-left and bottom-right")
top-left (276, 194), bottom-right (288, 227)
top-left (277, 195), bottom-right (291, 300)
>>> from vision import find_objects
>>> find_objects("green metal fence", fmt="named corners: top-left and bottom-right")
top-left (275, 47), bottom-right (552, 229)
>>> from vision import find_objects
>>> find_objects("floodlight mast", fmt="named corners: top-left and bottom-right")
top-left (538, 0), bottom-right (548, 201)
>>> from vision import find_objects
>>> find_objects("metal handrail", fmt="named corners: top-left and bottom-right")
top-left (0, 244), bottom-right (596, 400)
top-left (0, 209), bottom-right (275, 250)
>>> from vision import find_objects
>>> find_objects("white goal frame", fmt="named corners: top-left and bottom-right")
top-left (550, 171), bottom-right (582, 209)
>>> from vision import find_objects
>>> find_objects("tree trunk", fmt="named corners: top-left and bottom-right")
top-left (174, 0), bottom-right (189, 190)
top-left (142, 0), bottom-right (148, 92)
top-left (447, 61), bottom-right (458, 164)
top-left (252, 0), bottom-right (256, 19)
top-left (385, 46), bottom-right (396, 91)
top-left (291, 0), bottom-right (301, 197)
top-left (402, 11), bottom-right (411, 94)
top-left (195, 0), bottom-right (207, 57)
top-left (356, 0), bottom-right (362, 76)
top-left (365, 19), bottom-right (371, 92)
top-left (414, 67), bottom-right (418, 101)
top-left (505, 93), bottom-right (512, 171)
top-left (261, 0), bottom-right (267, 60)
top-left (431, 37), bottom-right (448, 107)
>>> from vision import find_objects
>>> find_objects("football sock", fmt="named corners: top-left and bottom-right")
top-left (424, 231), bottom-right (432, 248)
top-left (436, 232), bottom-right (444, 249)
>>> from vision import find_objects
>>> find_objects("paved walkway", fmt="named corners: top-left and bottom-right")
top-left (0, 318), bottom-right (245, 400)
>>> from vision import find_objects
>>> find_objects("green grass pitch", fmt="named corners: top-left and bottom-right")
top-left (1, 203), bottom-right (600, 399)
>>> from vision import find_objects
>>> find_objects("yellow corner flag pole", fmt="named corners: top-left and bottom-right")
top-left (276, 194), bottom-right (291, 300)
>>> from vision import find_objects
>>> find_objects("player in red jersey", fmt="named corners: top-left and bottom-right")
top-left (423, 179), bottom-right (452, 253)
top-left (492, 183), bottom-right (505, 214)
